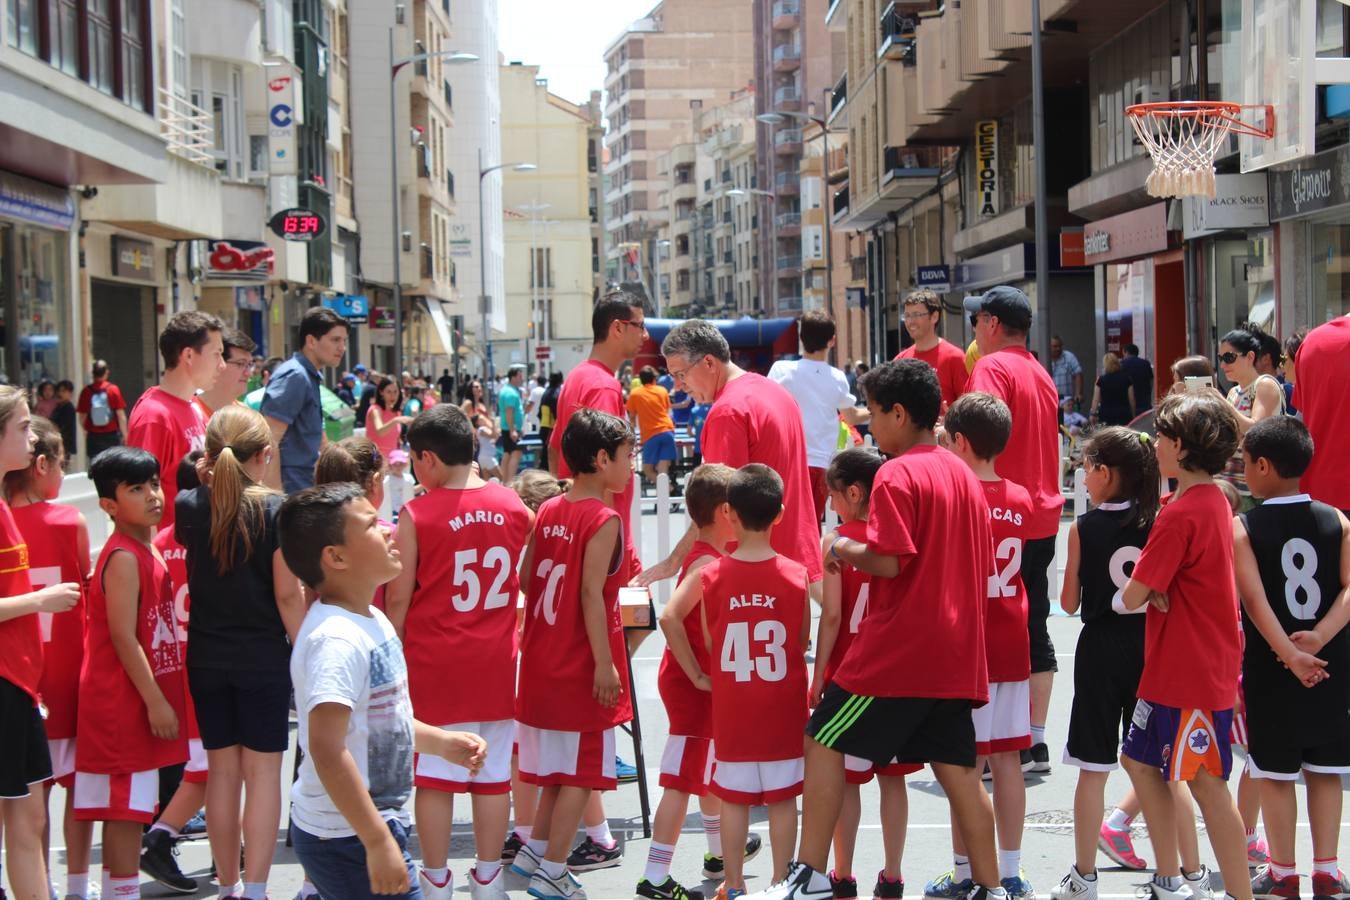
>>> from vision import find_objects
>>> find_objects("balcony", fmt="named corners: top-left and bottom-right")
top-left (772, 0), bottom-right (800, 28)
top-left (774, 85), bottom-right (801, 110)
top-left (778, 296), bottom-right (804, 311)
top-left (775, 171), bottom-right (801, 194)
top-left (776, 255), bottom-right (802, 272)
top-left (880, 145), bottom-right (943, 196)
top-left (773, 129), bottom-right (803, 154)
top-left (831, 185), bottom-right (850, 224)
top-left (879, 2), bottom-right (918, 63)
top-left (772, 44), bottom-right (801, 71)
top-left (775, 212), bottom-right (802, 235)
top-left (828, 73), bottom-right (847, 123)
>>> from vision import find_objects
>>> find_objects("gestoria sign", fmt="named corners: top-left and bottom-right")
top-left (976, 120), bottom-right (999, 218)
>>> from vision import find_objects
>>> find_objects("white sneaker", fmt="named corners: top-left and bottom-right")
top-left (511, 845), bottom-right (543, 878)
top-left (1050, 868), bottom-right (1097, 900)
top-left (469, 867), bottom-right (508, 900)
top-left (418, 869), bottom-right (453, 900)
top-left (1139, 876), bottom-right (1194, 900)
top-left (747, 861), bottom-right (834, 900)
top-left (1184, 867), bottom-right (1213, 900)
top-left (527, 869), bottom-right (587, 900)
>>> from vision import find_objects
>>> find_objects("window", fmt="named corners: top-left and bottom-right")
top-left (193, 60), bottom-right (246, 179)
top-left (52, 0), bottom-right (77, 75)
top-left (87, 0), bottom-right (113, 93)
top-left (120, 0), bottom-right (145, 108)
top-left (9, 1), bottom-right (151, 109)
top-left (7, 0), bottom-right (39, 53)
top-left (168, 0), bottom-right (186, 96)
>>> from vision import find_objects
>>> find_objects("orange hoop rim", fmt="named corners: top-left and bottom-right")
top-left (1125, 100), bottom-right (1275, 140)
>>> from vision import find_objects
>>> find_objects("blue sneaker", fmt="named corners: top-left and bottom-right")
top-left (1002, 875), bottom-right (1036, 900)
top-left (924, 872), bottom-right (973, 900)
top-left (616, 756), bottom-right (638, 782)
top-left (181, 811), bottom-right (207, 839)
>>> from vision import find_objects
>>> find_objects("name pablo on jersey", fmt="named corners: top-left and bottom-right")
top-left (990, 505), bottom-right (1024, 526)
top-left (729, 593), bottom-right (777, 610)
top-left (541, 524), bottom-right (574, 542)
top-left (448, 510), bottom-right (510, 531)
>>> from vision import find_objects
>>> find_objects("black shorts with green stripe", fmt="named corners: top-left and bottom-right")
top-left (807, 683), bottom-right (977, 768)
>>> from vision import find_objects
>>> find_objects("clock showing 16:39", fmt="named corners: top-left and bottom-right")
top-left (268, 207), bottom-right (328, 242)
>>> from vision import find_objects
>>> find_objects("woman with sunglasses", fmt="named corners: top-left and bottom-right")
top-left (1217, 324), bottom-right (1286, 505)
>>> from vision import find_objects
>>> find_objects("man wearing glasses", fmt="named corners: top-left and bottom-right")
top-left (192, 328), bottom-right (257, 421)
top-left (895, 289), bottom-right (969, 411)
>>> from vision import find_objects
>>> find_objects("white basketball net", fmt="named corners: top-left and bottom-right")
top-left (1127, 106), bottom-right (1237, 199)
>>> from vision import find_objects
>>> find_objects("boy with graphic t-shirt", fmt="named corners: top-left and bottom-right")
top-left (663, 464), bottom-right (810, 899)
top-left (127, 311), bottom-right (225, 529)
top-left (927, 393), bottom-right (1035, 900)
top-left (74, 447), bottom-right (189, 900)
top-left (511, 409), bottom-right (636, 900)
top-left (280, 483), bottom-right (487, 900)
top-left (750, 360), bottom-right (1002, 900)
top-left (1229, 417), bottom-right (1350, 900)
top-left (1118, 392), bottom-right (1270, 900)
top-left (383, 404), bottom-right (533, 900)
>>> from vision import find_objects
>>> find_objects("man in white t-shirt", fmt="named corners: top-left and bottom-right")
top-left (524, 373), bottom-right (546, 435)
top-left (767, 310), bottom-right (869, 523)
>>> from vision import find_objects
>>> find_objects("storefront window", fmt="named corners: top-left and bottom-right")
top-left (11, 226), bottom-right (71, 386)
top-left (1309, 223), bottom-right (1350, 321)
top-left (1207, 232), bottom-right (1275, 350)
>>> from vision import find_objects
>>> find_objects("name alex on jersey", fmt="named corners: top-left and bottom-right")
top-left (729, 593), bottom-right (778, 610)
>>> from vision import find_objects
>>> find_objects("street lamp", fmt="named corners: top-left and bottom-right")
top-left (388, 31), bottom-right (477, 378)
top-left (758, 109), bottom-right (839, 315)
top-left (479, 151), bottom-right (537, 387)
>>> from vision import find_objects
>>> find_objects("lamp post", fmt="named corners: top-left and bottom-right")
top-left (478, 151), bottom-right (537, 388)
top-left (758, 110), bottom-right (839, 316)
top-left (388, 31), bottom-right (476, 379)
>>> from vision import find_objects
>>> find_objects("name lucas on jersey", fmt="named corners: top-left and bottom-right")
top-left (728, 593), bottom-right (776, 609)
top-left (447, 510), bottom-right (510, 532)
top-left (990, 506), bottom-right (1022, 526)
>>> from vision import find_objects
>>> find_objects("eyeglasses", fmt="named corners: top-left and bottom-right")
top-left (618, 319), bottom-right (647, 333)
top-left (969, 312), bottom-right (990, 328)
top-left (1217, 351), bottom-right (1240, 365)
top-left (903, 311), bottom-right (935, 322)
top-left (224, 359), bottom-right (255, 372)
top-left (668, 359), bottom-right (702, 384)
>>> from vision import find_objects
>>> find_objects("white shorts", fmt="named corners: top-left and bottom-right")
top-left (47, 738), bottom-right (76, 784)
top-left (414, 720), bottom-right (514, 794)
top-left (517, 724), bottom-right (617, 790)
top-left (710, 758), bottom-right (804, 806)
top-left (972, 680), bottom-right (1031, 756)
top-left (183, 739), bottom-right (208, 785)
top-left (660, 735), bottom-right (715, 796)
top-left (73, 769), bottom-right (160, 824)
top-left (843, 754), bottom-right (923, 785)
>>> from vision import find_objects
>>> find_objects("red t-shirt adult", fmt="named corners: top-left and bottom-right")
top-left (401, 483), bottom-right (532, 725)
top-left (1293, 315), bottom-right (1350, 509)
top-left (548, 359), bottom-right (639, 575)
top-left (152, 526), bottom-right (199, 743)
top-left (657, 540), bottom-right (720, 738)
top-left (982, 479), bottom-right (1033, 683)
top-left (702, 373), bottom-right (822, 582)
top-left (12, 502), bottom-right (87, 739)
top-left (77, 532), bottom-right (188, 773)
top-left (1131, 484), bottom-right (1242, 711)
top-left (76, 379), bottom-right (126, 434)
top-left (127, 386), bottom-right (207, 530)
top-left (0, 502), bottom-right (39, 703)
top-left (702, 555), bottom-right (809, 762)
top-left (966, 345), bottom-right (1065, 538)
top-left (516, 495), bottom-right (633, 732)
top-left (897, 339), bottom-right (969, 411)
top-left (831, 444), bottom-right (992, 702)
top-left (824, 519), bottom-right (870, 684)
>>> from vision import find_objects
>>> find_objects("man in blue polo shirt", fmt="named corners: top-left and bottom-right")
top-left (261, 306), bottom-right (350, 492)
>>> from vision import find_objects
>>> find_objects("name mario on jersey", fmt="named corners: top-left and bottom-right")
top-left (990, 506), bottom-right (1023, 526)
top-left (447, 510), bottom-right (510, 532)
top-left (729, 593), bottom-right (777, 609)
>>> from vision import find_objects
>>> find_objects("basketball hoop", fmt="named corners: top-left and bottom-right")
top-left (1125, 101), bottom-right (1275, 199)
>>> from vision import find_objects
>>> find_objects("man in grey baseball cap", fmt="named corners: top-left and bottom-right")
top-left (963, 284), bottom-right (1033, 336)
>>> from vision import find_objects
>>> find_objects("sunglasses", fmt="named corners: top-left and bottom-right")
top-left (1217, 351), bottom-right (1241, 365)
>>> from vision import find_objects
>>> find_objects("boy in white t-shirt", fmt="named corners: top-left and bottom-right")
top-left (280, 482), bottom-right (487, 900)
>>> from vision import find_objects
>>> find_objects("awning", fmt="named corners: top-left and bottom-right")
top-left (424, 299), bottom-right (455, 357)
top-left (643, 316), bottom-right (797, 348)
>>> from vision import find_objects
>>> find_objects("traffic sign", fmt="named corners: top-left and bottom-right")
top-left (535, 345), bottom-right (552, 361)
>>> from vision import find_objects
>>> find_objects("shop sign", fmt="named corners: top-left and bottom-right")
top-left (1082, 203), bottom-right (1169, 265)
top-left (954, 244), bottom-right (1032, 292)
top-left (975, 120), bottom-right (999, 217)
top-left (206, 240), bottom-right (275, 281)
top-left (112, 236), bottom-right (155, 282)
top-left (916, 264), bottom-right (951, 292)
top-left (1059, 230), bottom-right (1086, 267)
top-left (323, 294), bottom-right (369, 325)
top-left (370, 307), bottom-right (396, 329)
top-left (1183, 174), bottom-right (1270, 238)
top-left (0, 171), bottom-right (75, 230)
top-left (1266, 143), bottom-right (1350, 221)
top-left (267, 68), bottom-right (300, 177)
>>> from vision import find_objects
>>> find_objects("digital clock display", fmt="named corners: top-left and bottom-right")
top-left (268, 207), bottom-right (328, 242)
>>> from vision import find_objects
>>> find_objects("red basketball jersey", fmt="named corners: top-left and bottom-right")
top-left (823, 519), bottom-right (870, 685)
top-left (12, 502), bottom-right (87, 739)
top-left (983, 479), bottom-right (1033, 683)
top-left (153, 526), bottom-right (199, 741)
top-left (516, 495), bottom-right (633, 732)
top-left (401, 484), bottom-right (532, 724)
top-left (657, 540), bottom-right (721, 738)
top-left (77, 533), bottom-right (188, 773)
top-left (703, 555), bottom-right (809, 762)
top-left (0, 501), bottom-right (38, 703)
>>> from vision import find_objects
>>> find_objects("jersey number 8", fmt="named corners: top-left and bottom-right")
top-left (1281, 538), bottom-right (1320, 620)
top-left (720, 620), bottom-right (788, 683)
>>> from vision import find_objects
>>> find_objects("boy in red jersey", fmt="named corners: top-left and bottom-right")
top-left (511, 409), bottom-right (635, 900)
top-left (926, 393), bottom-right (1035, 900)
top-left (749, 360), bottom-right (1001, 900)
top-left (75, 447), bottom-right (189, 900)
top-left (384, 404), bottom-right (533, 900)
top-left (665, 464), bottom-right (811, 899)
top-left (0, 390), bottom-right (81, 900)
top-left (5, 418), bottom-right (96, 900)
top-left (1118, 392), bottom-right (1258, 900)
top-left (646, 463), bottom-right (749, 900)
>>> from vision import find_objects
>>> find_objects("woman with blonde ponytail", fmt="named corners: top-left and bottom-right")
top-left (174, 405), bottom-right (303, 900)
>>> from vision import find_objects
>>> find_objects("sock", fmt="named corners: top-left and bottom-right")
top-left (1106, 808), bottom-right (1132, 831)
top-left (1185, 869), bottom-right (1208, 883)
top-left (242, 883), bottom-right (267, 900)
top-left (1314, 859), bottom-right (1340, 877)
top-left (998, 849), bottom-right (1021, 881)
top-left (702, 813), bottom-right (723, 857)
top-left (1269, 861), bottom-right (1296, 880)
top-left (298, 881), bottom-right (320, 900)
top-left (540, 859), bottom-right (567, 880)
top-left (954, 855), bottom-right (972, 882)
top-left (526, 838), bottom-right (548, 857)
top-left (218, 881), bottom-right (243, 900)
top-left (421, 868), bottom-right (450, 887)
top-left (515, 825), bottom-right (533, 843)
top-left (66, 874), bottom-right (89, 899)
top-left (644, 841), bottom-right (676, 883)
top-left (984, 888), bottom-right (1007, 898)
top-left (1155, 876), bottom-right (1184, 891)
top-left (807, 869), bottom-right (832, 893)
top-left (586, 820), bottom-right (615, 849)
top-left (1077, 867), bottom-right (1097, 882)
top-left (149, 821), bottom-right (180, 839)
top-left (474, 860), bottom-right (501, 884)
top-left (1030, 725), bottom-right (1046, 746)
top-left (108, 875), bottom-right (139, 900)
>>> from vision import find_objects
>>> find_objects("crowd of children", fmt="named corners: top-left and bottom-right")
top-left (0, 348), bottom-right (1347, 900)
